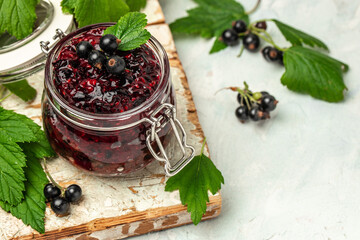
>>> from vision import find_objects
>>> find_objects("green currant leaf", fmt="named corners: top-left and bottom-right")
top-left (282, 46), bottom-right (349, 102)
top-left (165, 151), bottom-right (224, 225)
top-left (126, 0), bottom-right (147, 11)
top-left (3, 79), bottom-right (37, 102)
top-left (61, 0), bottom-right (78, 14)
top-left (103, 12), bottom-right (151, 51)
top-left (0, 151), bottom-right (48, 234)
top-left (170, 0), bottom-right (249, 39)
top-left (0, 107), bottom-right (40, 143)
top-left (271, 19), bottom-right (329, 51)
top-left (0, 132), bottom-right (27, 205)
top-left (210, 38), bottom-right (227, 54)
top-left (19, 130), bottom-right (56, 159)
top-left (0, 0), bottom-right (39, 39)
top-left (74, 0), bottom-right (129, 28)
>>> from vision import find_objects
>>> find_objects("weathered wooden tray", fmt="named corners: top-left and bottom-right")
top-left (0, 1), bottom-right (222, 239)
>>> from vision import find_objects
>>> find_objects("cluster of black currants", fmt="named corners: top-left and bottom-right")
top-left (76, 34), bottom-right (125, 75)
top-left (44, 183), bottom-right (82, 216)
top-left (229, 84), bottom-right (278, 123)
top-left (221, 20), bottom-right (266, 52)
top-left (221, 20), bottom-right (284, 64)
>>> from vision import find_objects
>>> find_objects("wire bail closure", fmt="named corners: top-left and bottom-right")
top-left (146, 103), bottom-right (195, 177)
top-left (40, 28), bottom-right (66, 55)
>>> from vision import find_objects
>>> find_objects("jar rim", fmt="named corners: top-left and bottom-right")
top-left (44, 22), bottom-right (170, 121)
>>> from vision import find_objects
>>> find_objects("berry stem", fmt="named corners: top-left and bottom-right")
top-left (0, 92), bottom-right (12, 103)
top-left (237, 32), bottom-right (248, 37)
top-left (251, 30), bottom-right (286, 52)
top-left (201, 137), bottom-right (207, 155)
top-left (246, 0), bottom-right (262, 15)
top-left (237, 45), bottom-right (245, 58)
top-left (234, 86), bottom-right (252, 109)
top-left (0, 85), bottom-right (5, 98)
top-left (43, 158), bottom-right (65, 193)
top-left (244, 95), bottom-right (251, 109)
top-left (249, 19), bottom-right (287, 52)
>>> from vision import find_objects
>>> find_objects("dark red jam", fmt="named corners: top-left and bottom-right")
top-left (42, 25), bottom-right (174, 176)
top-left (52, 27), bottom-right (161, 114)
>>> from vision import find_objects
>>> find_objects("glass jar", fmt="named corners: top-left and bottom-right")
top-left (42, 23), bottom-right (195, 177)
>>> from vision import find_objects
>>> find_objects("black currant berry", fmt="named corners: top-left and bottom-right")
top-left (65, 184), bottom-right (82, 203)
top-left (232, 20), bottom-right (247, 34)
top-left (100, 34), bottom-right (120, 54)
top-left (243, 34), bottom-right (260, 52)
top-left (261, 91), bottom-right (269, 97)
top-left (221, 29), bottom-right (239, 46)
top-left (106, 56), bottom-right (126, 75)
top-left (255, 21), bottom-right (267, 30)
top-left (249, 106), bottom-right (263, 121)
top-left (88, 50), bottom-right (106, 69)
top-left (44, 183), bottom-right (61, 202)
top-left (51, 197), bottom-right (70, 216)
top-left (76, 41), bottom-right (93, 58)
top-left (261, 95), bottom-right (278, 111)
top-left (235, 106), bottom-right (249, 122)
top-left (262, 46), bottom-right (280, 62)
top-left (278, 51), bottom-right (284, 65)
top-left (260, 111), bottom-right (271, 120)
top-left (237, 93), bottom-right (243, 104)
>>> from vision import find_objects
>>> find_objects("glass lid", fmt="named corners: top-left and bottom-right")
top-left (0, 0), bottom-right (74, 83)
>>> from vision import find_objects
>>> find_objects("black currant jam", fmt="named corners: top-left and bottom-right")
top-left (42, 24), bottom-right (174, 176)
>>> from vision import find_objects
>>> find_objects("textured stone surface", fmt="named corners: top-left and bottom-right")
top-left (136, 0), bottom-right (359, 239)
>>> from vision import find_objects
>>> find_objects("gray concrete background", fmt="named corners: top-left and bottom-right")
top-left (134, 0), bottom-right (360, 239)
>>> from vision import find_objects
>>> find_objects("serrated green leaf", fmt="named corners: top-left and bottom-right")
top-left (61, 0), bottom-right (78, 14)
top-left (165, 153), bottom-right (224, 225)
top-left (0, 107), bottom-right (39, 143)
top-left (126, 0), bottom-right (146, 11)
top-left (104, 12), bottom-right (151, 51)
top-left (282, 46), bottom-right (349, 102)
top-left (0, 132), bottom-right (27, 205)
top-left (3, 80), bottom-right (37, 102)
top-left (74, 0), bottom-right (129, 28)
top-left (170, 0), bottom-right (249, 39)
top-left (0, 0), bottom-right (39, 39)
top-left (19, 131), bottom-right (56, 159)
top-left (272, 19), bottom-right (329, 51)
top-left (0, 152), bottom-right (48, 233)
top-left (210, 38), bottom-right (228, 54)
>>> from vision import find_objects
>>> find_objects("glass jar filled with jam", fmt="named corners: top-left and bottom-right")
top-left (42, 23), bottom-right (194, 177)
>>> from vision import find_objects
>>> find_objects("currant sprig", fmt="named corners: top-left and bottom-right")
top-left (43, 159), bottom-right (83, 216)
top-left (218, 82), bottom-right (278, 123)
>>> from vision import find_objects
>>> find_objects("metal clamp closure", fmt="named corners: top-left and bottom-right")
top-left (40, 29), bottom-right (66, 55)
top-left (146, 103), bottom-right (195, 177)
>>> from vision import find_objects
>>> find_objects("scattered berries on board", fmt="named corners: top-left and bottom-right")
top-left (44, 182), bottom-right (83, 216)
top-left (44, 183), bottom-right (61, 202)
top-left (51, 197), bottom-right (70, 216)
top-left (65, 184), bottom-right (83, 203)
